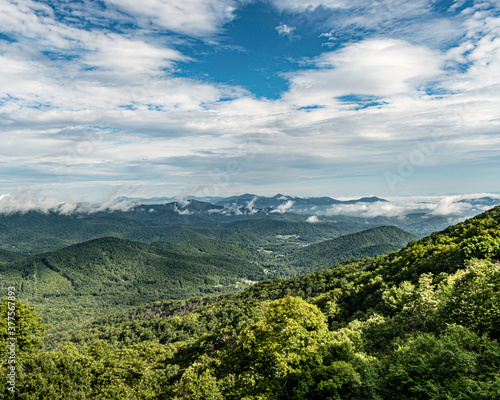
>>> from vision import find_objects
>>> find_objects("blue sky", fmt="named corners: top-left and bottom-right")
top-left (1, 0), bottom-right (500, 206)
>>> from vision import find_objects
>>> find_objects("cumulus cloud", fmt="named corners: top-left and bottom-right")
top-left (1, 0), bottom-right (500, 198)
top-left (306, 215), bottom-right (320, 223)
top-left (271, 200), bottom-right (295, 214)
top-left (83, 34), bottom-right (187, 75)
top-left (431, 197), bottom-right (471, 216)
top-left (275, 23), bottom-right (300, 40)
top-left (283, 39), bottom-right (443, 107)
top-left (103, 0), bottom-right (238, 38)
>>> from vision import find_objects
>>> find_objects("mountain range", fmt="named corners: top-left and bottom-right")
top-left (3, 204), bottom-right (497, 399)
top-left (118, 193), bottom-right (388, 210)
top-left (0, 197), bottom-right (457, 255)
top-left (0, 224), bottom-right (417, 342)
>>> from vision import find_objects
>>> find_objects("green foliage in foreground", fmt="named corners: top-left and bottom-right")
top-left (1, 292), bottom-right (500, 399)
top-left (1, 206), bottom-right (500, 398)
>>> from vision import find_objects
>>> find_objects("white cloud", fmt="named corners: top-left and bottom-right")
top-left (271, 0), bottom-right (347, 12)
top-left (271, 200), bottom-right (294, 213)
top-left (271, 0), bottom-right (433, 25)
top-left (0, 186), bottom-right (137, 215)
top-left (175, 197), bottom-right (191, 207)
top-left (1, 186), bottom-right (499, 218)
top-left (326, 201), bottom-right (410, 217)
top-left (245, 196), bottom-right (258, 214)
top-left (0, 1), bottom-right (203, 117)
top-left (1, 1), bottom-right (500, 198)
top-left (431, 197), bottom-right (470, 216)
top-left (444, 6), bottom-right (500, 96)
top-left (103, 0), bottom-right (238, 38)
top-left (173, 203), bottom-right (193, 215)
top-left (325, 194), bottom-right (500, 217)
top-left (82, 34), bottom-right (187, 75)
top-left (275, 23), bottom-right (299, 40)
top-left (283, 39), bottom-right (443, 107)
top-left (271, 0), bottom-right (437, 42)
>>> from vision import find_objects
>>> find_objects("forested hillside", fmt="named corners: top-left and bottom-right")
top-left (1, 206), bottom-right (499, 399)
top-left (0, 225), bottom-right (416, 342)
top-left (287, 226), bottom-right (418, 273)
top-left (0, 210), bottom-right (273, 253)
top-left (0, 248), bottom-right (25, 263)
top-left (0, 237), bottom-right (268, 337)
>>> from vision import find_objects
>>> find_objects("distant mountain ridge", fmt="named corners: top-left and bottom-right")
top-left (0, 200), bottom-right (457, 254)
top-left (119, 193), bottom-right (389, 213)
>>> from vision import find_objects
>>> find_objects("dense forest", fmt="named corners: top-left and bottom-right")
top-left (0, 225), bottom-right (415, 343)
top-left (1, 206), bottom-right (500, 398)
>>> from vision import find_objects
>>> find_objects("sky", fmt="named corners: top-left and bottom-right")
top-left (1, 0), bottom-right (500, 204)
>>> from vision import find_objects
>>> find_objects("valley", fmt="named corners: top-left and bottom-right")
top-left (1, 197), bottom-right (499, 399)
top-left (0, 199), bottom-right (420, 343)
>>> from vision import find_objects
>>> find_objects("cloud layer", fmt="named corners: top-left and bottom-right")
top-left (0, 0), bottom-right (499, 198)
top-left (325, 194), bottom-right (500, 218)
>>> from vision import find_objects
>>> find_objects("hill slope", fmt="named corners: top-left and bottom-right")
top-left (2, 207), bottom-right (500, 399)
top-left (0, 237), bottom-right (266, 335)
top-left (50, 206), bottom-right (500, 397)
top-left (56, 205), bottom-right (500, 350)
top-left (288, 225), bottom-right (418, 273)
top-left (225, 218), bottom-right (374, 244)
top-left (0, 211), bottom-right (271, 253)
top-left (0, 204), bottom-right (458, 255)
top-left (0, 225), bottom-right (415, 340)
top-left (0, 248), bottom-right (26, 263)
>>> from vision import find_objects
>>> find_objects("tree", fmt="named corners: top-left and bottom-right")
top-left (229, 296), bottom-right (373, 399)
top-left (237, 296), bottom-right (330, 377)
top-left (173, 354), bottom-right (224, 400)
top-left (379, 325), bottom-right (500, 399)
top-left (0, 297), bottom-right (48, 396)
top-left (0, 297), bottom-right (48, 358)
top-left (441, 260), bottom-right (500, 339)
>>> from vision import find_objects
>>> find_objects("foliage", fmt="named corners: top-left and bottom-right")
top-left (1, 206), bottom-right (500, 398)
top-left (379, 325), bottom-right (500, 399)
top-left (0, 249), bottom-right (26, 263)
top-left (0, 237), bottom-right (268, 343)
top-left (0, 223), bottom-right (416, 345)
top-left (0, 298), bottom-right (48, 358)
top-left (440, 259), bottom-right (500, 339)
top-left (289, 226), bottom-right (417, 273)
